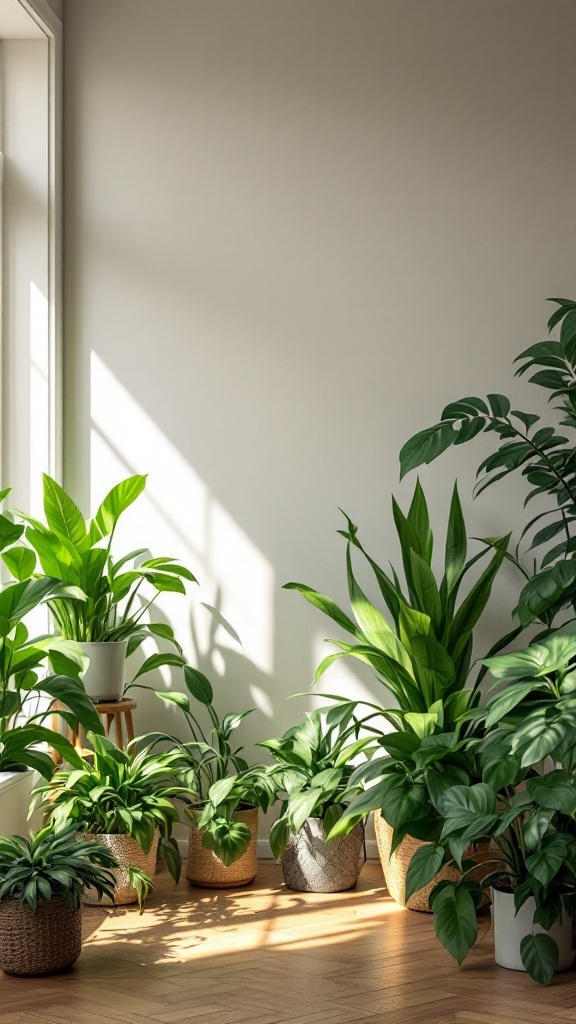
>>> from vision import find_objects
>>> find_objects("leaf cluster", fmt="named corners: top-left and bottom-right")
top-left (399, 299), bottom-right (576, 627)
top-left (0, 825), bottom-right (117, 912)
top-left (34, 733), bottom-right (185, 884)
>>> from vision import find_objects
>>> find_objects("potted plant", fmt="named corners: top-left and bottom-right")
top-left (285, 480), bottom-right (512, 904)
top-left (404, 775), bottom-right (576, 985)
top-left (260, 705), bottom-right (376, 893)
top-left (0, 569), bottom-right (105, 835)
top-left (34, 733), bottom-right (185, 907)
top-left (399, 297), bottom-right (576, 630)
top-left (150, 665), bottom-right (274, 887)
top-left (11, 474), bottom-right (195, 701)
top-left (0, 825), bottom-right (116, 975)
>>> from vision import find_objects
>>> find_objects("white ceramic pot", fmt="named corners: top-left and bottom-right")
top-left (79, 641), bottom-right (128, 702)
top-left (0, 770), bottom-right (40, 837)
top-left (492, 888), bottom-right (574, 972)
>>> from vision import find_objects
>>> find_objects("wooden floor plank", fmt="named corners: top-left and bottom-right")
top-left (0, 861), bottom-right (574, 1024)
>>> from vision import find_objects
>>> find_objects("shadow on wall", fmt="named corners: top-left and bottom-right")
top-left (89, 350), bottom-right (378, 752)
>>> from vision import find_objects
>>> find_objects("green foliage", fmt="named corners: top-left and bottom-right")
top-left (34, 733), bottom-right (185, 884)
top-left (10, 475), bottom-right (195, 687)
top-left (0, 825), bottom-right (117, 912)
top-left (260, 705), bottom-right (377, 859)
top-left (481, 628), bottom-right (576, 770)
top-left (284, 481), bottom-right (509, 724)
top-left (406, 770), bottom-right (576, 984)
top-left (0, 570), bottom-right (103, 775)
top-left (146, 657), bottom-right (274, 867)
top-left (399, 298), bottom-right (576, 628)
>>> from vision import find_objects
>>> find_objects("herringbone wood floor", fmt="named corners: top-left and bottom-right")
top-left (1, 861), bottom-right (576, 1024)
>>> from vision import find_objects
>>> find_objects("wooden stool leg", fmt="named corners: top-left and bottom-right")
top-left (51, 710), bottom-right (62, 765)
top-left (115, 712), bottom-right (124, 749)
top-left (125, 709), bottom-right (135, 754)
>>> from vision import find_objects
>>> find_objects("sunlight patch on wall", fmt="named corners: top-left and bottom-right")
top-left (89, 351), bottom-right (274, 676)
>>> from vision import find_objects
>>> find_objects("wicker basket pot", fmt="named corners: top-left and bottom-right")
top-left (186, 807), bottom-right (258, 888)
top-left (374, 810), bottom-right (459, 912)
top-left (281, 817), bottom-right (364, 893)
top-left (82, 831), bottom-right (159, 906)
top-left (0, 895), bottom-right (81, 975)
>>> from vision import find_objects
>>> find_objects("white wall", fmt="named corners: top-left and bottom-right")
top-left (62, 0), bottom-right (576, 841)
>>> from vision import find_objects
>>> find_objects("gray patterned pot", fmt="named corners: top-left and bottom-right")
top-left (281, 817), bottom-right (364, 893)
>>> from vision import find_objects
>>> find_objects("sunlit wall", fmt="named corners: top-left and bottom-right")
top-left (62, 0), bottom-right (576, 847)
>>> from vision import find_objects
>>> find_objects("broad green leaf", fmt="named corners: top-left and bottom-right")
top-left (269, 817), bottom-right (290, 860)
top-left (0, 515), bottom-right (24, 553)
top-left (447, 539), bottom-right (508, 647)
top-left (399, 422), bottom-right (457, 480)
top-left (520, 933), bottom-right (559, 986)
top-left (410, 635), bottom-right (455, 707)
top-left (283, 582), bottom-right (360, 638)
top-left (409, 550), bottom-right (442, 629)
top-left (184, 665), bottom-right (214, 705)
top-left (346, 546), bottom-right (413, 671)
top-left (433, 881), bottom-right (478, 965)
top-left (405, 844), bottom-right (444, 903)
top-left (515, 563), bottom-right (576, 626)
top-left (527, 771), bottom-right (576, 815)
top-left (407, 479), bottom-right (433, 565)
top-left (484, 681), bottom-right (544, 728)
top-left (130, 652), bottom-right (185, 683)
top-left (42, 475), bottom-right (87, 551)
top-left (443, 483), bottom-right (467, 596)
top-left (2, 546), bottom-right (36, 581)
top-left (92, 474), bottom-right (147, 538)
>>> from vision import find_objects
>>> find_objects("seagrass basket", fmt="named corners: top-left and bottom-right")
top-left (0, 895), bottom-right (81, 975)
top-left (281, 818), bottom-right (364, 893)
top-left (186, 807), bottom-right (258, 888)
top-left (374, 810), bottom-right (459, 912)
top-left (82, 831), bottom-right (159, 906)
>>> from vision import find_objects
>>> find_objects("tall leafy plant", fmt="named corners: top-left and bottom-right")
top-left (399, 298), bottom-right (576, 628)
top-left (285, 481), bottom-right (510, 731)
top-left (10, 474), bottom-right (196, 684)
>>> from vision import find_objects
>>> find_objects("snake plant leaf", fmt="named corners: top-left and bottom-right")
top-left (346, 546), bottom-right (413, 671)
top-left (407, 479), bottom-right (433, 565)
top-left (410, 635), bottom-right (455, 707)
top-left (442, 483), bottom-right (467, 597)
top-left (283, 582), bottom-right (360, 638)
top-left (447, 539), bottom-right (508, 648)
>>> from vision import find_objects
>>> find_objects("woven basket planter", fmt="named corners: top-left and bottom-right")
top-left (186, 807), bottom-right (258, 888)
top-left (281, 817), bottom-right (364, 893)
top-left (82, 831), bottom-right (159, 906)
top-left (0, 895), bottom-right (81, 975)
top-left (374, 810), bottom-right (459, 912)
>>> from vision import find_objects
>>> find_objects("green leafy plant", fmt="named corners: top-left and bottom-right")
top-left (0, 575), bottom-right (104, 777)
top-left (10, 474), bottom-right (196, 686)
top-left (34, 733), bottom-right (185, 885)
top-left (148, 665), bottom-right (275, 866)
top-left (404, 774), bottom-right (576, 985)
top-left (285, 480), bottom-right (511, 729)
top-left (478, 627), bottom-right (576, 771)
top-left (0, 825), bottom-right (117, 911)
top-left (259, 704), bottom-right (376, 860)
top-left (399, 298), bottom-right (576, 628)
top-left (327, 703), bottom-right (483, 854)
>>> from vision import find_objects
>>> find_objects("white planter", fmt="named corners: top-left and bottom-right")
top-left (492, 888), bottom-right (574, 972)
top-left (80, 641), bottom-right (127, 702)
top-left (0, 770), bottom-right (40, 837)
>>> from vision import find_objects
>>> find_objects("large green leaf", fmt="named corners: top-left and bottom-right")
top-left (407, 479), bottom-right (433, 565)
top-left (405, 844), bottom-right (444, 904)
top-left (484, 634), bottom-right (576, 682)
top-left (0, 515), bottom-right (24, 553)
top-left (526, 771), bottom-right (576, 815)
top-left (399, 423), bottom-right (457, 479)
top-left (42, 475), bottom-right (88, 552)
top-left (410, 635), bottom-right (455, 707)
top-left (183, 666), bottom-right (214, 706)
top-left (447, 540), bottom-right (508, 648)
top-left (515, 563), bottom-right (576, 626)
top-left (432, 881), bottom-right (479, 965)
top-left (283, 582), bottom-right (360, 638)
top-left (520, 933), bottom-right (559, 986)
top-left (409, 551), bottom-right (442, 630)
top-left (42, 676), bottom-right (104, 735)
top-left (345, 547), bottom-right (413, 671)
top-left (2, 546), bottom-right (36, 582)
top-left (92, 475), bottom-right (147, 539)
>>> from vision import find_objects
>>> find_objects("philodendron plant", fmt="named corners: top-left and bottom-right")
top-left (399, 297), bottom-right (576, 629)
top-left (9, 474), bottom-right (195, 685)
top-left (404, 774), bottom-right (576, 986)
top-left (259, 704), bottom-right (376, 860)
top-left (147, 665), bottom-right (275, 866)
top-left (285, 480), bottom-right (512, 731)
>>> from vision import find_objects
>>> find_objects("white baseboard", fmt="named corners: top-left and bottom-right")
top-left (174, 837), bottom-right (380, 861)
